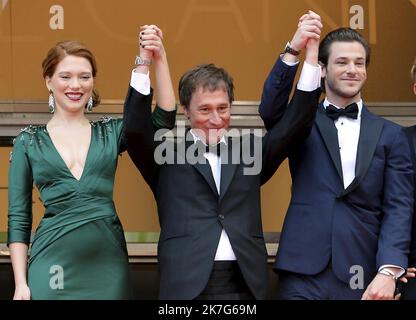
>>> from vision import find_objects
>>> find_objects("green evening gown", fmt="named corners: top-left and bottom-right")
top-left (8, 107), bottom-right (176, 300)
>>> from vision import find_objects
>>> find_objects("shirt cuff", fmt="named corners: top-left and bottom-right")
top-left (297, 61), bottom-right (322, 92)
top-left (130, 70), bottom-right (151, 95)
top-left (378, 265), bottom-right (405, 279)
top-left (280, 54), bottom-right (299, 66)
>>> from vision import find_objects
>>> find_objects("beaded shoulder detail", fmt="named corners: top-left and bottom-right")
top-left (10, 125), bottom-right (45, 161)
top-left (20, 124), bottom-right (44, 135)
top-left (91, 115), bottom-right (114, 127)
top-left (16, 125), bottom-right (46, 143)
top-left (91, 116), bottom-right (120, 138)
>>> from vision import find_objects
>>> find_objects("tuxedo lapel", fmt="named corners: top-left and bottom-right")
top-left (194, 161), bottom-right (219, 196)
top-left (178, 137), bottom-right (219, 196)
top-left (219, 140), bottom-right (238, 200)
top-left (315, 104), bottom-right (343, 182)
top-left (341, 106), bottom-right (384, 196)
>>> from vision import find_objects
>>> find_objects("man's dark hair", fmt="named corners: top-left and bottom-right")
top-left (319, 27), bottom-right (371, 68)
top-left (179, 63), bottom-right (234, 109)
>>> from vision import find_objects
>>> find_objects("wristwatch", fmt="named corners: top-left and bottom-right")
top-left (135, 55), bottom-right (151, 67)
top-left (282, 42), bottom-right (300, 56)
top-left (378, 269), bottom-right (398, 280)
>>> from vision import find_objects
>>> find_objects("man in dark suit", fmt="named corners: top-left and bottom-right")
top-left (259, 25), bottom-right (414, 299)
top-left (400, 58), bottom-right (416, 300)
top-left (124, 52), bottom-right (321, 298)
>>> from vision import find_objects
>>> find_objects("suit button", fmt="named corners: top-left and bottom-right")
top-left (218, 214), bottom-right (225, 219)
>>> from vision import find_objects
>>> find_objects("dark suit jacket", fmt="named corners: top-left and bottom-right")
top-left (124, 85), bottom-right (319, 299)
top-left (259, 58), bottom-right (414, 288)
top-left (401, 126), bottom-right (416, 299)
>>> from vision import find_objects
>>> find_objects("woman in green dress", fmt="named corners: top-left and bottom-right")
top-left (8, 25), bottom-right (176, 299)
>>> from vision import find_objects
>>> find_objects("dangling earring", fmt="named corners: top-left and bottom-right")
top-left (48, 90), bottom-right (55, 113)
top-left (86, 96), bottom-right (93, 112)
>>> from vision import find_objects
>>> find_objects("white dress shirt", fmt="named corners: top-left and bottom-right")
top-left (323, 98), bottom-right (362, 189)
top-left (189, 130), bottom-right (237, 261)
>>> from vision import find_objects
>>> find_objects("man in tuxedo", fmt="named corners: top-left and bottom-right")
top-left (124, 45), bottom-right (321, 298)
top-left (259, 25), bottom-right (414, 299)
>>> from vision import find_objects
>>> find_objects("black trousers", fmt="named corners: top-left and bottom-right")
top-left (196, 261), bottom-right (255, 300)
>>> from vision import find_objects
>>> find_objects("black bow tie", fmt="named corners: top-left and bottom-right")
top-left (325, 103), bottom-right (359, 120)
